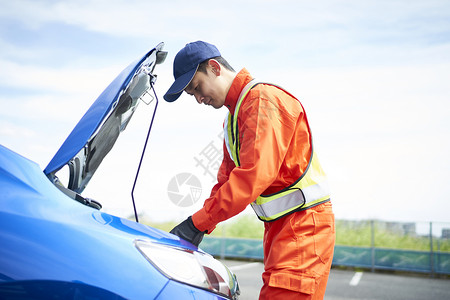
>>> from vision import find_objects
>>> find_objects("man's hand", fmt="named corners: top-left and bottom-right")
top-left (170, 216), bottom-right (205, 247)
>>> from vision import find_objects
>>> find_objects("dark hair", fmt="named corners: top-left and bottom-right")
top-left (197, 56), bottom-right (235, 73)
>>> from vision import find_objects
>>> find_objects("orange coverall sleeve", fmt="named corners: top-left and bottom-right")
top-left (192, 85), bottom-right (305, 233)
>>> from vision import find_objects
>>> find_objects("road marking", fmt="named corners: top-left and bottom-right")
top-left (349, 272), bottom-right (363, 286)
top-left (229, 262), bottom-right (261, 271)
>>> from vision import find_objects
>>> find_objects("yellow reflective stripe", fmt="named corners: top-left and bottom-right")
top-left (256, 205), bottom-right (303, 222)
top-left (255, 187), bottom-right (298, 205)
top-left (232, 81), bottom-right (257, 140)
top-left (231, 80), bottom-right (259, 166)
top-left (224, 112), bottom-right (239, 164)
top-left (252, 176), bottom-right (330, 220)
top-left (225, 79), bottom-right (259, 167)
top-left (253, 189), bottom-right (304, 213)
top-left (256, 197), bottom-right (330, 222)
top-left (223, 112), bottom-right (233, 162)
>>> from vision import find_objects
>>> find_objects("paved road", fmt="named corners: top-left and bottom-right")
top-left (223, 260), bottom-right (450, 300)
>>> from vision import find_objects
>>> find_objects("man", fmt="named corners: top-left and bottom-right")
top-left (164, 41), bottom-right (335, 300)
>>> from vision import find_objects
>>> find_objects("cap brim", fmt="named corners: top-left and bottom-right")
top-left (164, 66), bottom-right (198, 102)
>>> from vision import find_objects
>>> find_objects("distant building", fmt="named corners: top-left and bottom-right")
top-left (442, 229), bottom-right (450, 239)
top-left (402, 223), bottom-right (416, 236)
top-left (384, 222), bottom-right (416, 236)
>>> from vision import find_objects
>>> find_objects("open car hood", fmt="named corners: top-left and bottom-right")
top-left (44, 43), bottom-right (167, 196)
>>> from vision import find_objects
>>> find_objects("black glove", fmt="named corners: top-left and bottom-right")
top-left (170, 216), bottom-right (205, 247)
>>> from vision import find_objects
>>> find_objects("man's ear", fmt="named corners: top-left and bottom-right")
top-left (208, 59), bottom-right (221, 76)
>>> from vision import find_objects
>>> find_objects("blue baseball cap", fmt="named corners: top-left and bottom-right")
top-left (164, 41), bottom-right (221, 102)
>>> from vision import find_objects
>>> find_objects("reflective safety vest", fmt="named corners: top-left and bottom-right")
top-left (224, 80), bottom-right (331, 222)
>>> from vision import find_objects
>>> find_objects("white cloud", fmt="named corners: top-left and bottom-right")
top-left (0, 120), bottom-right (34, 138)
top-left (0, 58), bottom-right (119, 94)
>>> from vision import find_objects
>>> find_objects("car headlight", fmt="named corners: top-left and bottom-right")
top-left (135, 239), bottom-right (239, 299)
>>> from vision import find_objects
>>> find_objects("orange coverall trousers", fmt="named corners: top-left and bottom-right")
top-left (259, 202), bottom-right (335, 300)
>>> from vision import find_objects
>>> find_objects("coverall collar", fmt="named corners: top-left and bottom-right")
top-left (224, 68), bottom-right (253, 114)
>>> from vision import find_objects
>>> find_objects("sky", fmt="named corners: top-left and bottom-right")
top-left (1, 0), bottom-right (450, 226)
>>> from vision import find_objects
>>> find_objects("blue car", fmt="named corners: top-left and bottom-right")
top-left (0, 43), bottom-right (240, 299)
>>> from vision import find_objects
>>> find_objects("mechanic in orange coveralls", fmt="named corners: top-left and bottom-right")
top-left (164, 41), bottom-right (335, 300)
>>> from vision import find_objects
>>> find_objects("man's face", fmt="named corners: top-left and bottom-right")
top-left (184, 64), bottom-right (227, 109)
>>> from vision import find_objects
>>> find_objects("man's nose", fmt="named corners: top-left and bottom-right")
top-left (195, 94), bottom-right (203, 104)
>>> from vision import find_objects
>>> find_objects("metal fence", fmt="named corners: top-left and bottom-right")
top-left (199, 220), bottom-right (450, 276)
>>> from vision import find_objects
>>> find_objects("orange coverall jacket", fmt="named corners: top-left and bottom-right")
top-left (192, 69), bottom-right (335, 299)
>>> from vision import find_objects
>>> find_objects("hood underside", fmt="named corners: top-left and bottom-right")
top-left (44, 43), bottom-right (167, 195)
